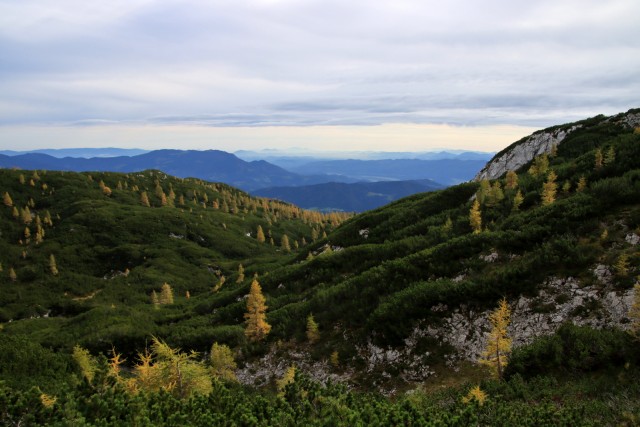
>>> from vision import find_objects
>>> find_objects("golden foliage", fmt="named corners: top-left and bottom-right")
top-left (462, 385), bottom-right (488, 406)
top-left (306, 314), bottom-right (320, 344)
top-left (244, 278), bottom-right (271, 342)
top-left (541, 171), bottom-right (558, 206)
top-left (73, 345), bottom-right (97, 384)
top-left (210, 342), bottom-right (237, 382)
top-left (479, 298), bottom-right (512, 379)
top-left (40, 393), bottom-right (57, 409)
top-left (277, 365), bottom-right (296, 396)
top-left (505, 170), bottom-right (518, 190)
top-left (469, 199), bottom-right (482, 234)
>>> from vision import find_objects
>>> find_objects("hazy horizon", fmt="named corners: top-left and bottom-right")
top-left (1, 1), bottom-right (639, 152)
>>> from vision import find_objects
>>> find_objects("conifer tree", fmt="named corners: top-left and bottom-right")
top-left (159, 282), bottom-right (174, 304)
top-left (3, 191), bottom-right (13, 207)
top-left (462, 385), bottom-right (488, 406)
top-left (330, 351), bottom-right (339, 367)
top-left (306, 314), bottom-right (320, 343)
top-left (562, 180), bottom-right (571, 193)
top-left (604, 146), bottom-right (615, 166)
top-left (469, 200), bottom-right (482, 234)
top-left (505, 170), bottom-right (518, 190)
top-left (244, 277), bottom-right (271, 341)
top-left (21, 206), bottom-right (32, 224)
top-left (140, 191), bottom-right (151, 207)
top-left (236, 264), bottom-right (245, 283)
top-left (210, 342), bottom-right (237, 382)
top-left (577, 176), bottom-right (587, 192)
top-left (49, 254), bottom-right (59, 276)
top-left (9, 267), bottom-right (17, 281)
top-left (151, 290), bottom-right (159, 308)
top-left (281, 234), bottom-right (291, 252)
top-left (512, 190), bottom-right (524, 212)
top-left (12, 206), bottom-right (19, 219)
top-left (19, 174), bottom-right (25, 184)
top-left (594, 148), bottom-right (603, 169)
top-left (541, 171), bottom-right (558, 206)
top-left (72, 345), bottom-right (97, 384)
top-left (476, 180), bottom-right (491, 204)
top-left (486, 182), bottom-right (504, 207)
top-left (256, 225), bottom-right (266, 243)
top-left (479, 298), bottom-right (512, 379)
top-left (614, 253), bottom-right (629, 276)
top-left (277, 365), bottom-right (296, 396)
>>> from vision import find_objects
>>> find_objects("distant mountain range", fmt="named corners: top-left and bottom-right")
top-left (0, 148), bottom-right (491, 210)
top-left (254, 179), bottom-right (444, 212)
top-left (0, 150), bottom-right (357, 192)
top-left (0, 148), bottom-right (149, 158)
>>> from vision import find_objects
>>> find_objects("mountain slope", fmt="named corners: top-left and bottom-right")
top-left (253, 179), bottom-right (444, 212)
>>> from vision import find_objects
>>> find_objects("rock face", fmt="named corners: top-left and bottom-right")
top-left (474, 110), bottom-right (640, 182)
top-left (474, 126), bottom-right (579, 181)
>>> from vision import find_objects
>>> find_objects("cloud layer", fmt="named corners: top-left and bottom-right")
top-left (1, 0), bottom-right (639, 131)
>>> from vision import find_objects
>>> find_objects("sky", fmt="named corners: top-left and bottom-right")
top-left (1, 0), bottom-right (639, 153)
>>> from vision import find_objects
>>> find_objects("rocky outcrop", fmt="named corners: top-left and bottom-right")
top-left (475, 109), bottom-right (640, 182)
top-left (237, 272), bottom-right (635, 393)
top-left (474, 126), bottom-right (579, 181)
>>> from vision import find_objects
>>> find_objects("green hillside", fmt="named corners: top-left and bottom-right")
top-left (2, 110), bottom-right (640, 425)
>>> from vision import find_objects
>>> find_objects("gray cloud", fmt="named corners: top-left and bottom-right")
top-left (0, 0), bottom-right (639, 130)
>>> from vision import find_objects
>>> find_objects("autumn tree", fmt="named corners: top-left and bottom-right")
top-left (159, 282), bottom-right (174, 304)
top-left (49, 254), bottom-right (59, 276)
top-left (281, 234), bottom-right (291, 252)
top-left (604, 146), bottom-right (615, 166)
top-left (479, 298), bottom-right (512, 379)
top-left (132, 337), bottom-right (212, 398)
top-left (256, 225), bottom-right (266, 243)
top-left (512, 190), bottom-right (524, 212)
top-left (244, 277), bottom-right (271, 341)
top-left (577, 176), bottom-right (587, 192)
top-left (505, 170), bottom-right (518, 190)
top-left (210, 342), bottom-right (237, 382)
top-left (476, 180), bottom-right (491, 204)
top-left (236, 264), bottom-right (245, 283)
top-left (528, 154), bottom-right (549, 177)
top-left (9, 267), bottom-right (17, 282)
top-left (277, 365), bottom-right (296, 396)
top-left (594, 148), bottom-right (603, 169)
top-left (140, 191), bottom-right (151, 207)
top-left (469, 199), bottom-right (482, 234)
top-left (3, 192), bottom-right (13, 207)
top-left (462, 385), bottom-right (488, 406)
top-left (306, 314), bottom-right (320, 344)
top-left (73, 345), bottom-right (97, 384)
top-left (541, 170), bottom-right (557, 206)
top-left (614, 253), bottom-right (629, 276)
top-left (151, 290), bottom-right (159, 308)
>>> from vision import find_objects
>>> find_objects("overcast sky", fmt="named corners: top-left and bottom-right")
top-left (1, 0), bottom-right (639, 152)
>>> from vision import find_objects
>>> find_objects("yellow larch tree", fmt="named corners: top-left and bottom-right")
top-left (3, 192), bottom-right (13, 207)
top-left (159, 282), bottom-right (174, 304)
top-left (479, 298), bottom-right (512, 379)
top-left (236, 264), bottom-right (245, 283)
top-left (49, 254), bottom-right (59, 276)
top-left (469, 199), bottom-right (482, 234)
top-left (244, 277), bottom-right (271, 342)
top-left (505, 170), bottom-right (518, 190)
top-left (577, 176), bottom-right (588, 192)
top-left (256, 225), bottom-right (266, 243)
top-left (512, 190), bottom-right (524, 212)
top-left (306, 314), bottom-right (320, 344)
top-left (140, 191), bottom-right (151, 207)
top-left (594, 148), bottom-right (603, 169)
top-left (281, 234), bottom-right (291, 252)
top-left (541, 170), bottom-right (558, 206)
top-left (210, 342), bottom-right (237, 382)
